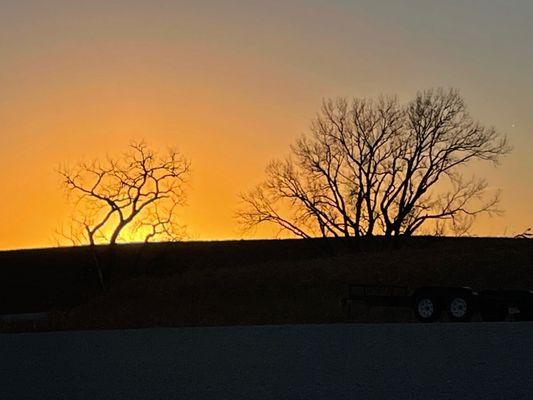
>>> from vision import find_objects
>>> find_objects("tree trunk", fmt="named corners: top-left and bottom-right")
top-left (89, 245), bottom-right (106, 292)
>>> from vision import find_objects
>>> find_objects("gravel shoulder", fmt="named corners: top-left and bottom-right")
top-left (1, 323), bottom-right (532, 399)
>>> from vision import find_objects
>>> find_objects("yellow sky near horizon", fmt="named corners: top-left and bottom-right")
top-left (1, 1), bottom-right (532, 250)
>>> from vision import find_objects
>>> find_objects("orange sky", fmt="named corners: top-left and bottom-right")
top-left (1, 1), bottom-right (532, 249)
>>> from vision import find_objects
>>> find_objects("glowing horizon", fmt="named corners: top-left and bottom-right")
top-left (1, 1), bottom-right (532, 250)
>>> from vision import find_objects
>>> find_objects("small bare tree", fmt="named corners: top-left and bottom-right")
top-left (58, 141), bottom-right (190, 288)
top-left (515, 228), bottom-right (532, 239)
top-left (239, 89), bottom-right (510, 238)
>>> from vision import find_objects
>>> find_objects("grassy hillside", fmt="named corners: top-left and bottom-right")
top-left (1, 237), bottom-right (532, 331)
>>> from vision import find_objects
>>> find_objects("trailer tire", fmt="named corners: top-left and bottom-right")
top-left (447, 295), bottom-right (474, 322)
top-left (414, 294), bottom-right (441, 322)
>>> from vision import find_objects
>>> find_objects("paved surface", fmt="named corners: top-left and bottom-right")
top-left (1, 323), bottom-right (533, 399)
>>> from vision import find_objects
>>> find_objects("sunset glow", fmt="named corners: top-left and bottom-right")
top-left (1, 1), bottom-right (532, 249)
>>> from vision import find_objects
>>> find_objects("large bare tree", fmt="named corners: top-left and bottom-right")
top-left (239, 89), bottom-right (510, 238)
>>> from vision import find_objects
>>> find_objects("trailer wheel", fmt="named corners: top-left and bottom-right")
top-left (447, 295), bottom-right (473, 322)
top-left (414, 295), bottom-right (441, 322)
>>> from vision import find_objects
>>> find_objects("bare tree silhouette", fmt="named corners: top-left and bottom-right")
top-left (58, 141), bottom-right (190, 288)
top-left (239, 89), bottom-right (510, 238)
top-left (516, 228), bottom-right (532, 239)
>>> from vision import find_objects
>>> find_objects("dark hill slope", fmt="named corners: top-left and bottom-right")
top-left (2, 237), bottom-right (531, 329)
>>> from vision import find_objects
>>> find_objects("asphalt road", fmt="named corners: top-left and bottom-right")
top-left (1, 323), bottom-right (533, 399)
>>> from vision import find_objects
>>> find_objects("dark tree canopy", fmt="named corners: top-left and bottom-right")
top-left (239, 89), bottom-right (510, 238)
top-left (58, 141), bottom-right (190, 245)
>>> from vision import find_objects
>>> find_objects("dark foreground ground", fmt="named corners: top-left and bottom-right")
top-left (1, 323), bottom-right (533, 400)
top-left (1, 237), bottom-right (532, 330)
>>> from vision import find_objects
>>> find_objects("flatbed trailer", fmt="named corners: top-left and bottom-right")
top-left (343, 284), bottom-right (533, 322)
